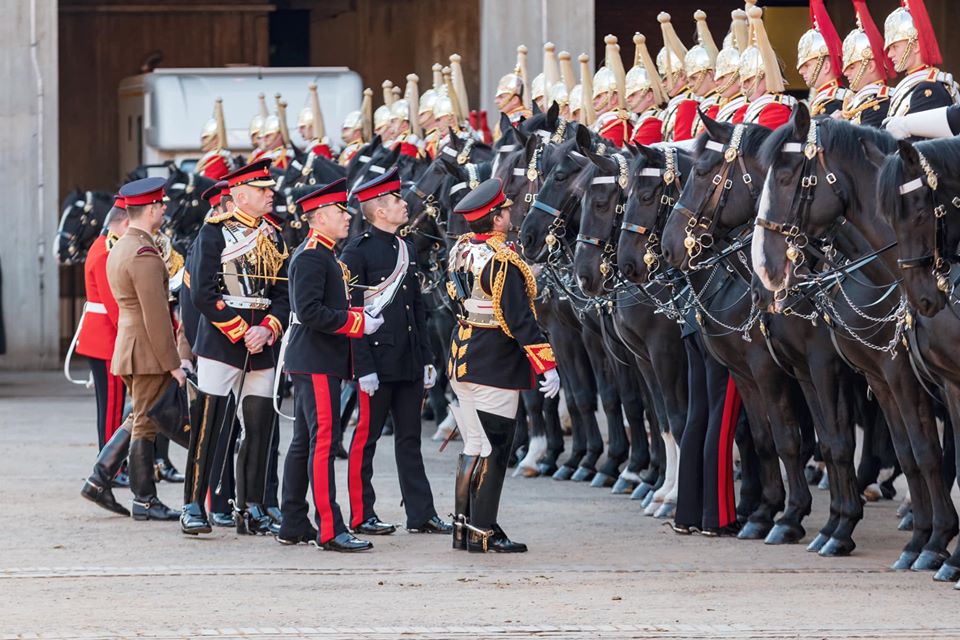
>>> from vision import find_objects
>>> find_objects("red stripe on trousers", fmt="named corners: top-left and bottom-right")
top-left (348, 390), bottom-right (372, 528)
top-left (311, 374), bottom-right (336, 543)
top-left (106, 373), bottom-right (123, 441)
top-left (717, 376), bottom-right (741, 526)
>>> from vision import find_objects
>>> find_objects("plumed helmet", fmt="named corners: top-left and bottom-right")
top-left (201, 118), bottom-right (218, 141)
top-left (297, 106), bottom-right (313, 129)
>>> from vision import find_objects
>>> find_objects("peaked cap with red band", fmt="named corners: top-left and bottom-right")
top-left (119, 177), bottom-right (166, 206)
top-left (453, 178), bottom-right (512, 222)
top-left (113, 195), bottom-right (127, 210)
top-left (223, 158), bottom-right (276, 188)
top-left (296, 178), bottom-right (349, 212)
top-left (352, 166), bottom-right (402, 202)
top-left (201, 180), bottom-right (229, 207)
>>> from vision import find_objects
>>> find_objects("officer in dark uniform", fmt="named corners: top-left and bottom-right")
top-left (277, 178), bottom-right (384, 552)
top-left (181, 159), bottom-right (290, 536)
top-left (796, 0), bottom-right (849, 118)
top-left (341, 167), bottom-right (452, 536)
top-left (446, 178), bottom-right (560, 553)
top-left (840, 1), bottom-right (893, 129)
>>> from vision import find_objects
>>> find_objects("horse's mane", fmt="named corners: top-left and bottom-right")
top-left (696, 121), bottom-right (772, 161)
top-left (878, 135), bottom-right (960, 224)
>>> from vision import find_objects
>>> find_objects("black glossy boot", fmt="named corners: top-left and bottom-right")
top-left (467, 411), bottom-right (526, 553)
top-left (129, 438), bottom-right (178, 521)
top-left (453, 453), bottom-right (478, 550)
top-left (81, 424), bottom-right (131, 516)
top-left (234, 396), bottom-right (274, 535)
top-left (180, 392), bottom-right (229, 535)
top-left (154, 435), bottom-right (185, 483)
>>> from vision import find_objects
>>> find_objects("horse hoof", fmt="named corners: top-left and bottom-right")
top-left (819, 536), bottom-right (856, 557)
top-left (513, 465), bottom-right (540, 478)
top-left (611, 477), bottom-right (637, 495)
top-left (817, 473), bottom-right (830, 491)
top-left (804, 464), bottom-right (823, 485)
top-left (643, 498), bottom-right (661, 516)
top-left (590, 472), bottom-right (615, 488)
top-left (537, 462), bottom-right (558, 476)
top-left (898, 512), bottom-right (914, 531)
top-left (806, 533), bottom-right (830, 553)
top-left (737, 521), bottom-right (772, 540)
top-left (911, 550), bottom-right (948, 572)
top-left (571, 466), bottom-right (595, 482)
top-left (933, 563), bottom-right (960, 582)
top-left (891, 550), bottom-right (920, 571)
top-left (552, 466), bottom-right (575, 481)
top-left (896, 501), bottom-right (912, 518)
top-left (630, 482), bottom-right (654, 501)
top-left (654, 502), bottom-right (676, 519)
top-left (641, 491), bottom-right (656, 509)
top-left (764, 523), bottom-right (805, 545)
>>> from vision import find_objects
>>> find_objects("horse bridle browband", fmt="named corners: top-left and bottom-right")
top-left (673, 124), bottom-right (759, 261)
top-left (620, 148), bottom-right (683, 278)
top-left (895, 150), bottom-right (960, 293)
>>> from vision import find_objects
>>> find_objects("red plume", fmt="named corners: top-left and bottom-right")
top-left (852, 0), bottom-right (895, 78)
top-left (810, 0), bottom-right (844, 79)
top-left (906, 0), bottom-right (943, 67)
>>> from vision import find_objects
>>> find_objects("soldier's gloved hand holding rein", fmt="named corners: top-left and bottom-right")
top-left (539, 369), bottom-right (560, 398)
top-left (423, 364), bottom-right (437, 389)
top-left (359, 373), bottom-right (380, 396)
top-left (363, 311), bottom-right (384, 335)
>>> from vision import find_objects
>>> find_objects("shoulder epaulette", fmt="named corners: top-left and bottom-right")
top-left (137, 246), bottom-right (160, 256)
top-left (205, 210), bottom-right (232, 224)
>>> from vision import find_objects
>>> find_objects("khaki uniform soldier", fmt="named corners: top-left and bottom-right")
top-left (107, 177), bottom-right (186, 521)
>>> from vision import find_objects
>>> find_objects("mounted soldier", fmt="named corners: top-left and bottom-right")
top-left (740, 5), bottom-right (796, 130)
top-left (258, 96), bottom-right (297, 172)
top-left (702, 9), bottom-right (749, 130)
top-left (339, 87), bottom-right (371, 168)
top-left (840, 0), bottom-right (895, 128)
top-left (249, 93), bottom-right (270, 162)
top-left (657, 12), bottom-right (700, 142)
top-left (592, 35), bottom-right (631, 148)
top-left (493, 46), bottom-right (532, 139)
top-left (797, 0), bottom-right (849, 117)
top-left (298, 83), bottom-right (334, 161)
top-left (197, 99), bottom-right (236, 181)
top-left (686, 11), bottom-right (720, 139)
top-left (626, 34), bottom-right (666, 145)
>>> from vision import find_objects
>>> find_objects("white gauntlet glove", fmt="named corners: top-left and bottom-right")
top-left (359, 372), bottom-right (380, 396)
top-left (363, 311), bottom-right (384, 335)
top-left (423, 364), bottom-right (437, 389)
top-left (539, 368), bottom-right (561, 398)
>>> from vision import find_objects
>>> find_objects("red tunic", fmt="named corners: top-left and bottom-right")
top-left (671, 99), bottom-right (700, 142)
top-left (311, 142), bottom-right (333, 160)
top-left (594, 111), bottom-right (631, 148)
top-left (631, 115), bottom-right (664, 145)
top-left (756, 103), bottom-right (792, 130)
top-left (76, 234), bottom-right (119, 361)
top-left (732, 104), bottom-right (748, 124)
top-left (196, 151), bottom-right (230, 180)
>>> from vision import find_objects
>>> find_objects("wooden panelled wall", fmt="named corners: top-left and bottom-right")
top-left (58, 1), bottom-right (271, 198)
top-left (308, 0), bottom-right (482, 117)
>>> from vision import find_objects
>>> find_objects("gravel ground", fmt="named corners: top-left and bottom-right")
top-left (1, 371), bottom-right (958, 639)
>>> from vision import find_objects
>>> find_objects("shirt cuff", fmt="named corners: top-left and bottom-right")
top-left (523, 343), bottom-right (557, 375)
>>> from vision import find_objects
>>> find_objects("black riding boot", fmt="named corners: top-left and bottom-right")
top-left (234, 396), bottom-right (273, 535)
top-left (154, 434), bottom-right (185, 483)
top-left (181, 392), bottom-right (230, 535)
top-left (129, 438), bottom-right (178, 521)
top-left (81, 423), bottom-right (131, 516)
top-left (453, 453), bottom-right (479, 550)
top-left (467, 411), bottom-right (527, 553)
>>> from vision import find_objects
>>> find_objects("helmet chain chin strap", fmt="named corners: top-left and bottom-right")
top-left (895, 36), bottom-right (917, 74)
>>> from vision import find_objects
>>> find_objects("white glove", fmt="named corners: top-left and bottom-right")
top-left (423, 364), bottom-right (437, 389)
top-left (179, 358), bottom-right (195, 374)
top-left (363, 311), bottom-right (384, 335)
top-left (539, 368), bottom-right (561, 398)
top-left (885, 107), bottom-right (954, 140)
top-left (359, 372), bottom-right (380, 396)
top-left (884, 116), bottom-right (912, 140)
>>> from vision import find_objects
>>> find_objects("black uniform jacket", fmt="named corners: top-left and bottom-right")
top-left (283, 229), bottom-right (364, 379)
top-left (191, 210), bottom-right (290, 370)
top-left (448, 235), bottom-right (555, 390)
top-left (340, 226), bottom-right (432, 382)
top-left (179, 242), bottom-right (200, 349)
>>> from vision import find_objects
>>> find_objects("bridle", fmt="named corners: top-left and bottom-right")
top-left (673, 123), bottom-right (760, 263)
top-left (620, 147), bottom-right (683, 280)
top-left (576, 153), bottom-right (630, 285)
top-left (527, 149), bottom-right (588, 258)
top-left (895, 150), bottom-right (960, 294)
top-left (57, 191), bottom-right (98, 263)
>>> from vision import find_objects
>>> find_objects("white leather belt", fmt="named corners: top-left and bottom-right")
top-left (464, 299), bottom-right (493, 314)
top-left (86, 302), bottom-right (107, 314)
top-left (222, 295), bottom-right (271, 310)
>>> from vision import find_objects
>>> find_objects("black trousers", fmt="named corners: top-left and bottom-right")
top-left (675, 333), bottom-right (740, 529)
top-left (89, 357), bottom-right (126, 450)
top-left (281, 373), bottom-right (346, 544)
top-left (348, 378), bottom-right (437, 529)
top-left (208, 418), bottom-right (238, 514)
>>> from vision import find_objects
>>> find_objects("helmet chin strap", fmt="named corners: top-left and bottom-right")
top-left (850, 58), bottom-right (869, 92)
top-left (894, 36), bottom-right (917, 73)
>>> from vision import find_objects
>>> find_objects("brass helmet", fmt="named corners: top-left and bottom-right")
top-left (201, 118), bottom-right (218, 142)
top-left (248, 114), bottom-right (264, 139)
top-left (389, 99), bottom-right (410, 121)
top-left (531, 73), bottom-right (546, 103)
top-left (625, 64), bottom-right (651, 98)
top-left (569, 84), bottom-right (583, 115)
top-left (419, 88), bottom-right (437, 116)
top-left (685, 11), bottom-right (719, 78)
top-left (549, 82), bottom-right (569, 109)
top-left (297, 106), bottom-right (313, 129)
top-left (657, 12), bottom-right (688, 80)
top-left (716, 10), bottom-right (748, 81)
top-left (496, 63), bottom-right (524, 98)
top-left (342, 110), bottom-right (363, 132)
top-left (261, 114), bottom-right (281, 137)
top-left (740, 5), bottom-right (786, 93)
top-left (593, 66), bottom-right (617, 99)
top-left (433, 92), bottom-right (456, 119)
top-left (844, 0), bottom-right (895, 79)
top-left (797, 30), bottom-right (829, 71)
top-left (883, 4), bottom-right (917, 52)
top-left (373, 104), bottom-right (392, 131)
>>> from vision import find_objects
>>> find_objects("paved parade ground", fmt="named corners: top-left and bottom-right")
top-left (2, 372), bottom-right (959, 639)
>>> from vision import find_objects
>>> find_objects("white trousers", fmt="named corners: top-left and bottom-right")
top-left (449, 376), bottom-right (519, 456)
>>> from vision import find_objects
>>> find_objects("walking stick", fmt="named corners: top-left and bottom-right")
top-left (214, 349), bottom-right (250, 496)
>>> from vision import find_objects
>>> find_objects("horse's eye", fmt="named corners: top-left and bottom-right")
top-left (776, 169), bottom-right (794, 185)
top-left (640, 191), bottom-right (655, 204)
top-left (695, 164), bottom-right (711, 177)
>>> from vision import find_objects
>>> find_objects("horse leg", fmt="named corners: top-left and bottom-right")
top-left (573, 329), bottom-right (611, 481)
top-left (511, 397), bottom-right (531, 466)
top-left (889, 367), bottom-right (959, 571)
top-left (612, 367), bottom-right (650, 494)
top-left (934, 383), bottom-right (960, 581)
top-left (515, 389), bottom-right (549, 477)
top-left (588, 354), bottom-right (628, 486)
top-left (734, 378), bottom-right (785, 540)
top-left (734, 410), bottom-right (761, 523)
top-left (552, 329), bottom-right (597, 480)
top-left (650, 327), bottom-right (689, 518)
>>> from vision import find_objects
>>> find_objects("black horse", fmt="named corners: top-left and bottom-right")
top-left (56, 189), bottom-right (115, 265)
top-left (753, 106), bottom-right (958, 570)
top-left (162, 166), bottom-right (217, 257)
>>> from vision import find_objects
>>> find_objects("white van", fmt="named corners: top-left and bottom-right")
top-left (117, 66), bottom-right (362, 179)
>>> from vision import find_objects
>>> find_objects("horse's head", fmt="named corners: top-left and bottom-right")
top-left (162, 167), bottom-right (215, 256)
top-left (878, 137), bottom-right (960, 317)
top-left (575, 149), bottom-right (631, 296)
top-left (662, 114), bottom-right (770, 272)
top-left (618, 145), bottom-right (690, 284)
top-left (56, 189), bottom-right (113, 265)
top-left (518, 126), bottom-right (592, 262)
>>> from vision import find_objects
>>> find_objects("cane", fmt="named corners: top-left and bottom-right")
top-left (214, 349), bottom-right (250, 497)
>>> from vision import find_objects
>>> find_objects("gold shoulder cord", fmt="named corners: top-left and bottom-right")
top-left (486, 234), bottom-right (537, 338)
